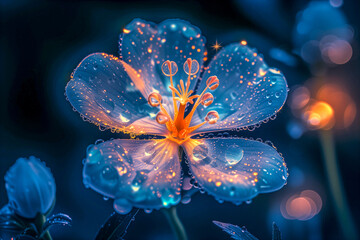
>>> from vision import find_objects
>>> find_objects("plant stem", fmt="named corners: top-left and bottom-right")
top-left (162, 206), bottom-right (188, 240)
top-left (35, 214), bottom-right (52, 240)
top-left (319, 130), bottom-right (358, 240)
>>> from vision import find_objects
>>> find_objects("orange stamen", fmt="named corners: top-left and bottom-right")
top-left (148, 58), bottom-right (220, 144)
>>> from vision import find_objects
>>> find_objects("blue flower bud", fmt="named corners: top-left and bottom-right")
top-left (5, 156), bottom-right (56, 218)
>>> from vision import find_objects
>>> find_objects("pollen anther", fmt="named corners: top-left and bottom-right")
top-left (148, 92), bottom-right (162, 107)
top-left (200, 93), bottom-right (214, 107)
top-left (158, 58), bottom-right (220, 141)
top-left (205, 111), bottom-right (219, 124)
top-left (206, 76), bottom-right (219, 90)
top-left (156, 112), bottom-right (170, 124)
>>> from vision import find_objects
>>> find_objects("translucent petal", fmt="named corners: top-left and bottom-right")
top-left (183, 138), bottom-right (287, 202)
top-left (121, 18), bottom-right (206, 96)
top-left (193, 43), bottom-right (288, 133)
top-left (83, 139), bottom-right (181, 213)
top-left (66, 53), bottom-right (166, 135)
top-left (5, 157), bottom-right (56, 218)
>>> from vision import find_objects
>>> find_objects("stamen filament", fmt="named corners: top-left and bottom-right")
top-left (154, 59), bottom-right (220, 143)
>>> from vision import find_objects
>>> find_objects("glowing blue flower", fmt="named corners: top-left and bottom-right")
top-left (5, 156), bottom-right (56, 218)
top-left (66, 19), bottom-right (288, 214)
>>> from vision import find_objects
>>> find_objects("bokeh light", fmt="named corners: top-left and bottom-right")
top-left (281, 190), bottom-right (322, 221)
top-left (302, 101), bottom-right (334, 130)
top-left (289, 86), bottom-right (311, 111)
top-left (316, 84), bottom-right (357, 129)
top-left (293, 1), bottom-right (353, 66)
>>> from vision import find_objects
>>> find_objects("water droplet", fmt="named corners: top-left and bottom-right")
top-left (275, 92), bottom-right (280, 98)
top-left (230, 91), bottom-right (238, 100)
top-left (182, 177), bottom-right (192, 190)
top-left (144, 209), bottom-right (153, 214)
top-left (131, 171), bottom-right (149, 192)
top-left (93, 63), bottom-right (98, 71)
top-left (266, 94), bottom-right (270, 99)
top-left (101, 166), bottom-right (118, 184)
top-left (103, 196), bottom-right (109, 201)
top-left (225, 145), bottom-right (244, 165)
top-left (87, 147), bottom-right (102, 164)
top-left (95, 139), bottom-right (104, 145)
top-left (181, 25), bottom-right (198, 38)
top-left (253, 78), bottom-right (261, 85)
top-left (245, 200), bottom-right (252, 204)
top-left (237, 113), bottom-right (245, 121)
top-left (192, 144), bottom-right (208, 161)
top-left (181, 195), bottom-right (191, 204)
top-left (144, 143), bottom-right (157, 156)
top-left (119, 112), bottom-right (131, 123)
top-left (114, 199), bottom-right (132, 214)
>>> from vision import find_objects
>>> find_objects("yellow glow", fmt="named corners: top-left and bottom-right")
top-left (303, 101), bottom-right (334, 130)
top-left (123, 28), bottom-right (131, 34)
top-left (240, 40), bottom-right (247, 45)
top-left (316, 83), bottom-right (356, 129)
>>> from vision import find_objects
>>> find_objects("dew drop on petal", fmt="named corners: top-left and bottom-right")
top-left (225, 145), bottom-right (244, 165)
top-left (87, 148), bottom-right (101, 164)
top-left (181, 195), bottom-right (191, 204)
top-left (101, 166), bottom-right (118, 184)
top-left (113, 199), bottom-right (132, 214)
top-left (144, 143), bottom-right (156, 156)
top-left (192, 144), bottom-right (208, 161)
top-left (144, 209), bottom-right (153, 214)
top-left (230, 91), bottom-right (238, 100)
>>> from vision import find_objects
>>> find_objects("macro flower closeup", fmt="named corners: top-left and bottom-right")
top-left (66, 18), bottom-right (288, 214)
top-left (4, 156), bottom-right (56, 219)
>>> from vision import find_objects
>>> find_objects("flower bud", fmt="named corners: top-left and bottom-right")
top-left (5, 156), bottom-right (56, 218)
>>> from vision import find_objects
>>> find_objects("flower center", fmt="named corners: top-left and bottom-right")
top-left (147, 58), bottom-right (220, 144)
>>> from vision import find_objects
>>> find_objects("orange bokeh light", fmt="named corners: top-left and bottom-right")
top-left (303, 101), bottom-right (334, 130)
top-left (316, 84), bottom-right (357, 129)
top-left (281, 190), bottom-right (322, 221)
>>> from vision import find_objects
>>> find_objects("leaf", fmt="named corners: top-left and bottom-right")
top-left (95, 208), bottom-right (139, 240)
top-left (213, 221), bottom-right (259, 240)
top-left (42, 213), bottom-right (72, 232)
top-left (272, 222), bottom-right (281, 240)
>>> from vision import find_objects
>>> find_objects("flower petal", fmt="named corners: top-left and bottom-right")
top-left (121, 18), bottom-right (206, 96)
top-left (5, 157), bottom-right (56, 218)
top-left (66, 53), bottom-right (166, 135)
top-left (83, 139), bottom-right (181, 214)
top-left (182, 138), bottom-right (287, 202)
top-left (193, 43), bottom-right (288, 133)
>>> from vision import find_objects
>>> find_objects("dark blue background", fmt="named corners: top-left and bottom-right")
top-left (0, 0), bottom-right (359, 239)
